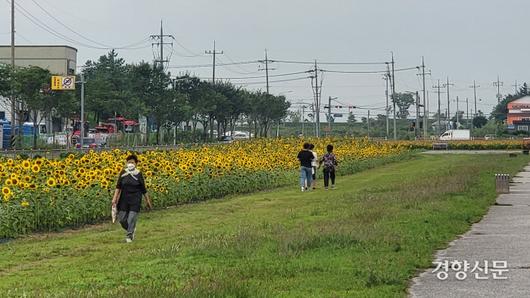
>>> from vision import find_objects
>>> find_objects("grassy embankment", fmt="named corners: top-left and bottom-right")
top-left (0, 154), bottom-right (528, 297)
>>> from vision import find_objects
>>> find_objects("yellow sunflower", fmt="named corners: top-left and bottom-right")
top-left (2, 186), bottom-right (12, 198)
top-left (46, 178), bottom-right (57, 187)
top-left (31, 164), bottom-right (41, 173)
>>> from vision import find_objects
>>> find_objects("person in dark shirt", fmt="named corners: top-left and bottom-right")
top-left (111, 154), bottom-right (153, 243)
top-left (297, 142), bottom-right (314, 192)
top-left (319, 144), bottom-right (339, 190)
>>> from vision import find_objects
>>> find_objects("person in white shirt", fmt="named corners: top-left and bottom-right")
top-left (309, 144), bottom-right (318, 189)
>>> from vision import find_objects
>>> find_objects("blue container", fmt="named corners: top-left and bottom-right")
top-left (22, 124), bottom-right (34, 136)
top-left (1, 121), bottom-right (11, 149)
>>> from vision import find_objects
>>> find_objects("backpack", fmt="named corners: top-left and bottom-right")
top-left (322, 153), bottom-right (337, 170)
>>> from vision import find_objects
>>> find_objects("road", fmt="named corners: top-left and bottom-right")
top-left (409, 163), bottom-right (530, 297)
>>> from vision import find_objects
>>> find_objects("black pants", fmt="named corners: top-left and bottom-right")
top-left (323, 168), bottom-right (336, 187)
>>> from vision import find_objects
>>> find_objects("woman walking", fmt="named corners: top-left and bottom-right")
top-left (297, 142), bottom-right (314, 191)
top-left (319, 144), bottom-right (338, 190)
top-left (111, 154), bottom-right (153, 243)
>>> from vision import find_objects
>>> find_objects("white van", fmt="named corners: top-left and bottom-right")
top-left (439, 129), bottom-right (470, 141)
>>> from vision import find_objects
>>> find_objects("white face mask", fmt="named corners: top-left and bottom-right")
top-left (126, 163), bottom-right (136, 171)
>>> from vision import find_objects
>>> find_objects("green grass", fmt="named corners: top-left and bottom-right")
top-left (0, 154), bottom-right (528, 297)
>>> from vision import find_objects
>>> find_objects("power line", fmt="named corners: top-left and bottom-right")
top-left (211, 70), bottom-right (311, 80)
top-left (223, 53), bottom-right (260, 74)
top-left (12, 0), bottom-right (150, 50)
top-left (29, 0), bottom-right (112, 48)
top-left (272, 59), bottom-right (388, 65)
top-left (167, 60), bottom-right (259, 69)
top-left (13, 1), bottom-right (102, 49)
top-left (216, 57), bottom-right (255, 75)
top-left (321, 66), bottom-right (419, 74)
top-left (173, 38), bottom-right (203, 57)
top-left (233, 76), bottom-right (310, 85)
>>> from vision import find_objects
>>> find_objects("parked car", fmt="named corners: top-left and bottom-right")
top-left (484, 134), bottom-right (495, 140)
top-left (232, 132), bottom-right (250, 140)
top-left (219, 136), bottom-right (234, 143)
top-left (75, 137), bottom-right (99, 149)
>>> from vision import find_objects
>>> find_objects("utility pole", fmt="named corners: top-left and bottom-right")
top-left (301, 105), bottom-right (305, 136)
top-left (10, 0), bottom-right (14, 69)
top-left (367, 110), bottom-right (370, 139)
top-left (316, 61), bottom-right (320, 138)
top-left (493, 76), bottom-right (503, 103)
top-left (150, 21), bottom-right (174, 69)
top-left (391, 53), bottom-right (397, 140)
top-left (383, 67), bottom-right (390, 139)
top-left (456, 96), bottom-right (460, 129)
top-left (258, 49), bottom-right (276, 94)
top-left (265, 50), bottom-right (270, 95)
top-left (328, 96), bottom-right (332, 135)
top-left (471, 108), bottom-right (473, 137)
top-left (469, 80), bottom-right (480, 118)
top-left (433, 80), bottom-right (444, 136)
top-left (466, 97), bottom-right (469, 128)
top-left (415, 91), bottom-right (420, 138)
top-left (513, 80), bottom-right (519, 94)
top-left (10, 0), bottom-right (16, 148)
top-left (311, 61), bottom-right (322, 137)
top-left (79, 73), bottom-right (85, 148)
top-left (420, 57), bottom-right (429, 139)
top-left (444, 77), bottom-right (454, 126)
top-left (205, 40), bottom-right (223, 84)
top-left (258, 50), bottom-right (280, 137)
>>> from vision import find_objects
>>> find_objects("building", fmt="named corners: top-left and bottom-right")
top-left (0, 45), bottom-right (77, 76)
top-left (507, 96), bottom-right (530, 131)
top-left (0, 45), bottom-right (77, 132)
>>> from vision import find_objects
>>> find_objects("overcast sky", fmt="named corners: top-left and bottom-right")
top-left (0, 0), bottom-right (528, 118)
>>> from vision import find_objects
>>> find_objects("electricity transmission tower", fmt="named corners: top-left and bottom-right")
top-left (150, 20), bottom-right (174, 69)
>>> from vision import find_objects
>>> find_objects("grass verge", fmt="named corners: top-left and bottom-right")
top-left (0, 153), bottom-right (528, 297)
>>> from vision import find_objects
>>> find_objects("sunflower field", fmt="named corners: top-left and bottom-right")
top-left (392, 139), bottom-right (524, 150)
top-left (0, 138), bottom-right (410, 238)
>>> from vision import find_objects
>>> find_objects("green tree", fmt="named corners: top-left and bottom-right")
top-left (473, 115), bottom-right (488, 128)
top-left (393, 92), bottom-right (415, 119)
top-left (14, 66), bottom-right (52, 148)
top-left (0, 64), bottom-right (13, 98)
top-left (82, 50), bottom-right (129, 124)
top-left (173, 75), bottom-right (202, 137)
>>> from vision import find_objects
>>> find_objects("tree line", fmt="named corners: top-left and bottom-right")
top-left (81, 50), bottom-right (290, 143)
top-left (0, 50), bottom-right (290, 146)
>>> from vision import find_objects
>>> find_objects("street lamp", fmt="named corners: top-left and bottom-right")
top-left (75, 73), bottom-right (86, 148)
top-left (75, 65), bottom-right (110, 148)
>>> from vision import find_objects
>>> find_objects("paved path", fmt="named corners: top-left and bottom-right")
top-left (409, 164), bottom-right (530, 298)
top-left (423, 150), bottom-right (522, 155)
